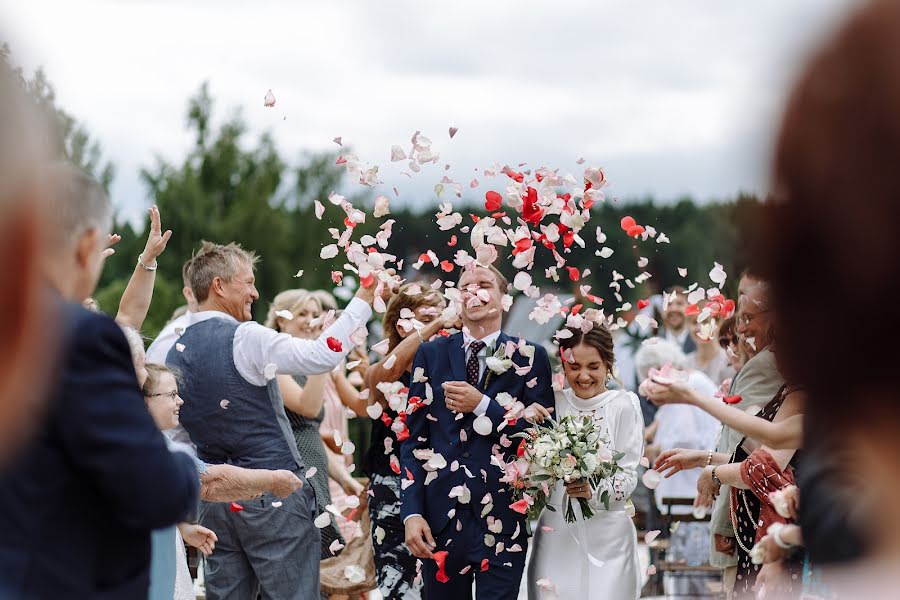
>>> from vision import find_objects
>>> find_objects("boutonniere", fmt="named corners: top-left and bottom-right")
top-left (484, 344), bottom-right (513, 387)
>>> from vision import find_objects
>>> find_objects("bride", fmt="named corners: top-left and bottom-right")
top-left (527, 320), bottom-right (643, 600)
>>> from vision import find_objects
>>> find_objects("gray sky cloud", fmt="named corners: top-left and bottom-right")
top-left (3, 0), bottom-right (861, 226)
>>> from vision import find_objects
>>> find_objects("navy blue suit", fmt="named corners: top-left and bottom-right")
top-left (400, 331), bottom-right (554, 599)
top-left (0, 302), bottom-right (199, 599)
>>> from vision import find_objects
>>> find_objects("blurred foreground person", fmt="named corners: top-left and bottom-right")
top-left (0, 54), bottom-right (59, 465)
top-left (0, 164), bottom-right (199, 598)
top-left (766, 0), bottom-right (900, 596)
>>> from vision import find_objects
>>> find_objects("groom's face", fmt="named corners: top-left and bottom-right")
top-left (458, 267), bottom-right (503, 329)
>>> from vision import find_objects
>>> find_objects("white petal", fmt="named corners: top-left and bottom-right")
top-left (314, 512), bottom-right (332, 528)
top-left (366, 403), bottom-right (383, 420)
top-left (642, 469), bottom-right (662, 490)
top-left (473, 415), bottom-right (493, 436)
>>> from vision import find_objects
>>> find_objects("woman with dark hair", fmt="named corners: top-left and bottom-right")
top-left (363, 284), bottom-right (450, 600)
top-left (527, 319), bottom-right (643, 600)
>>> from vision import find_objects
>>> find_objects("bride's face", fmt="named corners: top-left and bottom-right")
top-left (563, 343), bottom-right (608, 399)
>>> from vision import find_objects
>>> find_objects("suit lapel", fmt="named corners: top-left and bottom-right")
top-left (479, 332), bottom-right (511, 392)
top-left (449, 332), bottom-right (468, 382)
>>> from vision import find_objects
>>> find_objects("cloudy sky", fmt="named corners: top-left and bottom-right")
top-left (4, 0), bottom-right (861, 226)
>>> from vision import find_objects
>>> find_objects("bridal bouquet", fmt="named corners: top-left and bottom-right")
top-left (505, 415), bottom-right (624, 523)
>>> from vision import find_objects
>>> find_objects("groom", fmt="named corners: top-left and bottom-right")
top-left (401, 264), bottom-right (554, 599)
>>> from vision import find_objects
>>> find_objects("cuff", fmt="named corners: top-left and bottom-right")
top-left (345, 297), bottom-right (373, 326)
top-left (403, 513), bottom-right (422, 524)
top-left (473, 394), bottom-right (492, 416)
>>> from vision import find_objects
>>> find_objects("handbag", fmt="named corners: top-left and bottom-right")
top-left (320, 484), bottom-right (377, 595)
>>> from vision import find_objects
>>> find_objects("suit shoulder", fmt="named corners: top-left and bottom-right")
top-left (420, 332), bottom-right (461, 355)
top-left (64, 304), bottom-right (130, 356)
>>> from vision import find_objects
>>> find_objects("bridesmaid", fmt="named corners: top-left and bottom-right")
top-left (527, 320), bottom-right (643, 600)
top-left (363, 284), bottom-right (449, 600)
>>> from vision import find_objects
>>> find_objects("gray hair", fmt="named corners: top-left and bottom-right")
top-left (187, 240), bottom-right (259, 303)
top-left (634, 338), bottom-right (687, 382)
top-left (44, 162), bottom-right (112, 248)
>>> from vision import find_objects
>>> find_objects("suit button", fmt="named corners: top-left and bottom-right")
top-left (463, 452), bottom-right (470, 458)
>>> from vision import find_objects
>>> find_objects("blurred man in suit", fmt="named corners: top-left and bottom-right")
top-left (0, 163), bottom-right (200, 598)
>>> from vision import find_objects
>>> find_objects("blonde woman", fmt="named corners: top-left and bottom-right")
top-left (266, 289), bottom-right (364, 553)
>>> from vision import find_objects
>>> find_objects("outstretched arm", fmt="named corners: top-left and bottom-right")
top-left (645, 381), bottom-right (804, 450)
top-left (199, 464), bottom-right (302, 502)
top-left (115, 205), bottom-right (172, 331)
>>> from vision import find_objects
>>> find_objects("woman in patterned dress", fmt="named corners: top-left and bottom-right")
top-left (363, 284), bottom-right (449, 600)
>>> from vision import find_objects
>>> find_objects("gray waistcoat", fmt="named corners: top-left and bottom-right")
top-left (166, 317), bottom-right (304, 471)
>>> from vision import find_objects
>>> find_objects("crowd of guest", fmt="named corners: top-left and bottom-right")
top-left (3, 2), bottom-right (900, 599)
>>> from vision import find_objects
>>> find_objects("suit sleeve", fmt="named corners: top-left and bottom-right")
top-left (58, 313), bottom-right (199, 530)
top-left (483, 344), bottom-right (555, 438)
top-left (399, 345), bottom-right (431, 521)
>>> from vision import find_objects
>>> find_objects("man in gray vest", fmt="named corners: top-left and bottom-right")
top-left (168, 240), bottom-right (383, 599)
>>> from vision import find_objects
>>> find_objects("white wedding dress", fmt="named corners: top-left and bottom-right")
top-left (527, 388), bottom-right (643, 600)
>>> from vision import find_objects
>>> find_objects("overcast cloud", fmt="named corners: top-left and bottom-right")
top-left (3, 0), bottom-right (862, 225)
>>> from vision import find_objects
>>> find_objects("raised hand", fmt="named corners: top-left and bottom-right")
top-left (141, 205), bottom-right (172, 263)
top-left (101, 233), bottom-right (122, 258)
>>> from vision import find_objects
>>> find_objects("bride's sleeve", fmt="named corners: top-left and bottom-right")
top-left (594, 392), bottom-right (644, 506)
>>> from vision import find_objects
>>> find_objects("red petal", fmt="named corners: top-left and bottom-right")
top-left (637, 299), bottom-right (650, 310)
top-left (685, 304), bottom-right (700, 316)
top-left (230, 502), bottom-right (244, 513)
top-left (448, 235), bottom-right (457, 247)
top-left (405, 467), bottom-right (415, 481)
top-left (516, 439), bottom-right (527, 457)
top-left (344, 217), bottom-right (356, 228)
top-left (485, 191), bottom-right (503, 211)
top-left (620, 216), bottom-right (637, 231)
top-left (440, 260), bottom-right (454, 273)
top-left (470, 214), bottom-right (480, 223)
top-left (380, 413), bottom-right (393, 427)
top-left (723, 395), bottom-right (743, 405)
top-left (438, 329), bottom-right (451, 337)
top-left (566, 266), bottom-right (581, 282)
top-left (434, 550), bottom-right (450, 583)
top-left (396, 428), bottom-right (410, 442)
top-left (627, 225), bottom-right (645, 238)
top-left (509, 499), bottom-right (529, 514)
top-left (336, 155), bottom-right (347, 165)
top-left (326, 337), bottom-right (343, 352)
top-left (571, 304), bottom-right (583, 315)
top-left (360, 273), bottom-right (376, 289)
top-left (480, 558), bottom-right (489, 571)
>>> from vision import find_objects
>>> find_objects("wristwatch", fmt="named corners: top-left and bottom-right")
top-left (711, 466), bottom-right (723, 487)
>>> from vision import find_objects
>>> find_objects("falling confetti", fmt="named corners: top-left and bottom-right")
top-left (263, 89), bottom-right (276, 107)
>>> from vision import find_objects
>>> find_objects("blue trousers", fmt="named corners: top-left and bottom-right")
top-left (420, 505), bottom-right (527, 600)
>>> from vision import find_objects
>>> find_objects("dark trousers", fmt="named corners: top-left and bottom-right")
top-left (420, 505), bottom-right (527, 600)
top-left (199, 482), bottom-right (320, 600)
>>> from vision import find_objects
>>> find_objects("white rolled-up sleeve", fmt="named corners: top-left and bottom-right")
top-left (233, 298), bottom-right (372, 386)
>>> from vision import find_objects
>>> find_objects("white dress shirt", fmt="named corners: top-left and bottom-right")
top-left (186, 297), bottom-right (372, 386)
top-left (145, 311), bottom-right (194, 364)
top-left (461, 330), bottom-right (502, 416)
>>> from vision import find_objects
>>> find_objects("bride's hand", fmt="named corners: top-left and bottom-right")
top-left (564, 479), bottom-right (592, 500)
top-left (524, 404), bottom-right (554, 424)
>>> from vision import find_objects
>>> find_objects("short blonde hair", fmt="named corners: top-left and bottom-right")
top-left (187, 241), bottom-right (259, 303)
top-left (264, 289), bottom-right (323, 331)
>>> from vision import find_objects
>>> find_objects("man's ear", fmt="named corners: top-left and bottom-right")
top-left (210, 276), bottom-right (225, 299)
top-left (74, 228), bottom-right (100, 269)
